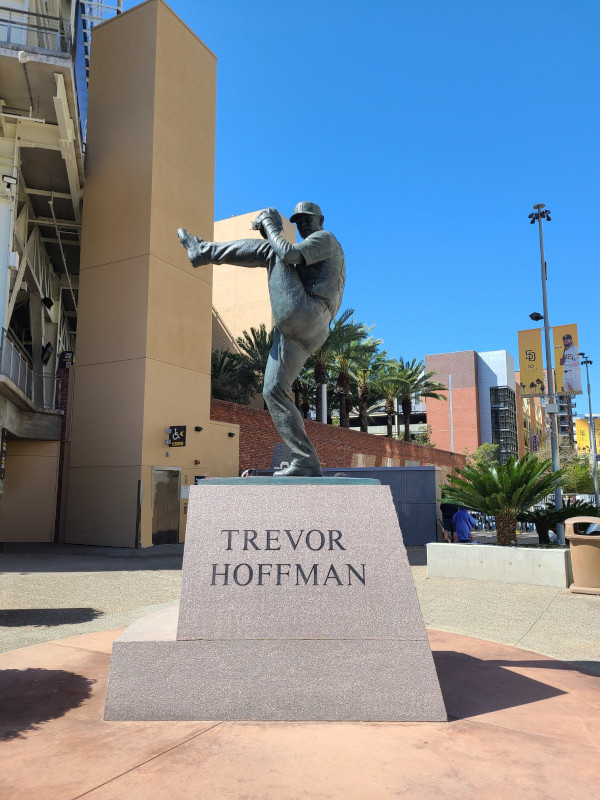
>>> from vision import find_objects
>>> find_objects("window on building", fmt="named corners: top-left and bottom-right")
top-left (490, 386), bottom-right (519, 464)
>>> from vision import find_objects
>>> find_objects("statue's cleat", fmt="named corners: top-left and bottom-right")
top-left (177, 228), bottom-right (209, 267)
top-left (273, 459), bottom-right (322, 478)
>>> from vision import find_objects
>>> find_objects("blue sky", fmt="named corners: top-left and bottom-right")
top-left (127, 0), bottom-right (599, 411)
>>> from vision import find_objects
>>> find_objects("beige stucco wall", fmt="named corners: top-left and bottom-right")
top-left (0, 440), bottom-right (59, 542)
top-left (65, 0), bottom-right (231, 547)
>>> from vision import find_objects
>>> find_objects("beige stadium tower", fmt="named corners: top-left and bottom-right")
top-left (64, 0), bottom-right (238, 547)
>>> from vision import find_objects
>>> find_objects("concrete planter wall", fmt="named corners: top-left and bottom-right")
top-left (426, 542), bottom-right (572, 588)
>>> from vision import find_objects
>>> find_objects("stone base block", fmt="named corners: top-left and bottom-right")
top-left (105, 481), bottom-right (447, 722)
top-left (104, 605), bottom-right (446, 722)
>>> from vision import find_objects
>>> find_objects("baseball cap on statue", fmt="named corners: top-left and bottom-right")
top-left (290, 201), bottom-right (323, 222)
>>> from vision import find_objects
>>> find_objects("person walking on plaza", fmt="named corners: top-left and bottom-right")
top-left (177, 202), bottom-right (345, 477)
top-left (452, 507), bottom-right (478, 543)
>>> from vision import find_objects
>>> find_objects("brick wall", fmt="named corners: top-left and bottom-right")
top-left (210, 399), bottom-right (466, 479)
top-left (425, 351), bottom-right (480, 455)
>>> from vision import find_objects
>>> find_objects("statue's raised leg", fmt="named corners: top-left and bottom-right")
top-left (178, 229), bottom-right (271, 269)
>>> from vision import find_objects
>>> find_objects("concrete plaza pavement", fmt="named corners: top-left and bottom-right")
top-left (1, 542), bottom-right (599, 674)
top-left (1, 626), bottom-right (600, 799)
top-left (2, 542), bottom-right (600, 799)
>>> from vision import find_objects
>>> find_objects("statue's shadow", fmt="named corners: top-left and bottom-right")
top-left (433, 651), bottom-right (567, 718)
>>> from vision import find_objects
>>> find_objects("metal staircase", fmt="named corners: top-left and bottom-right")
top-left (77, 0), bottom-right (123, 84)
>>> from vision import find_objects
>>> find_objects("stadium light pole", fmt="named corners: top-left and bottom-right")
top-left (528, 203), bottom-right (564, 543)
top-left (579, 353), bottom-right (600, 507)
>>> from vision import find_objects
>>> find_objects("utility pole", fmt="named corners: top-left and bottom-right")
top-left (580, 353), bottom-right (600, 507)
top-left (529, 204), bottom-right (564, 542)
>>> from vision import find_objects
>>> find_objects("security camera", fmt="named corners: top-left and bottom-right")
top-left (2, 175), bottom-right (16, 186)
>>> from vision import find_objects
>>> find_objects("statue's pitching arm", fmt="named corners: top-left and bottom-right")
top-left (253, 210), bottom-right (305, 265)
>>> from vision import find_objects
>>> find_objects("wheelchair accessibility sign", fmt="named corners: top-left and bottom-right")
top-left (167, 426), bottom-right (186, 447)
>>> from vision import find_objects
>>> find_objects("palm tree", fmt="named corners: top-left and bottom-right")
top-left (356, 369), bottom-right (371, 432)
top-left (292, 378), bottom-right (301, 411)
top-left (395, 358), bottom-right (446, 442)
top-left (300, 380), bottom-right (311, 420)
top-left (236, 324), bottom-right (274, 407)
top-left (442, 454), bottom-right (563, 546)
top-left (210, 349), bottom-right (256, 404)
top-left (309, 308), bottom-right (378, 424)
top-left (335, 355), bottom-right (351, 427)
top-left (349, 349), bottom-right (388, 433)
top-left (374, 360), bottom-right (403, 437)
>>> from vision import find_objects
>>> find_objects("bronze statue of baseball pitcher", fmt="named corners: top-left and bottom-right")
top-left (178, 202), bottom-right (345, 477)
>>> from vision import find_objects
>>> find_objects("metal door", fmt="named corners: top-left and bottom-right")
top-left (151, 469), bottom-right (180, 545)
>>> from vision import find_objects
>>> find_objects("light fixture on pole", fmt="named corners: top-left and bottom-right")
top-left (579, 353), bottom-right (600, 507)
top-left (529, 203), bottom-right (564, 543)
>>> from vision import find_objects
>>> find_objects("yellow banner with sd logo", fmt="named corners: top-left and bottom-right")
top-left (518, 329), bottom-right (544, 396)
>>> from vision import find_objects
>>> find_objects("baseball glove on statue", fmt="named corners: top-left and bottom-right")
top-left (251, 207), bottom-right (283, 239)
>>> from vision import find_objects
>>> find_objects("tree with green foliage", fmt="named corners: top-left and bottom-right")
top-left (327, 316), bottom-right (381, 428)
top-left (412, 424), bottom-right (435, 447)
top-left (355, 369), bottom-right (372, 433)
top-left (307, 309), bottom-right (382, 427)
top-left (235, 324), bottom-right (274, 408)
top-left (346, 347), bottom-right (387, 432)
top-left (373, 359), bottom-right (403, 438)
top-left (466, 442), bottom-right (500, 469)
top-left (210, 349), bottom-right (256, 405)
top-left (309, 308), bottom-right (369, 424)
top-left (535, 440), bottom-right (595, 494)
top-left (442, 454), bottom-right (563, 546)
top-left (395, 358), bottom-right (446, 442)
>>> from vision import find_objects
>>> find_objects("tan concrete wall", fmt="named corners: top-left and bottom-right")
top-left (212, 308), bottom-right (236, 353)
top-left (211, 211), bottom-right (296, 346)
top-left (0, 440), bottom-right (59, 542)
top-left (65, 0), bottom-right (221, 547)
top-left (207, 419), bottom-right (239, 478)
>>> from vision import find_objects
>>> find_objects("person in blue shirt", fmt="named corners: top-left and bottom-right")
top-left (452, 507), bottom-right (478, 543)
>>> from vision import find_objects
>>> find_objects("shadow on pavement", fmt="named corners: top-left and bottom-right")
top-left (0, 608), bottom-right (104, 627)
top-left (406, 546), bottom-right (427, 566)
top-left (433, 651), bottom-right (566, 719)
top-left (0, 668), bottom-right (94, 740)
top-left (0, 543), bottom-right (184, 573)
top-left (564, 660), bottom-right (600, 677)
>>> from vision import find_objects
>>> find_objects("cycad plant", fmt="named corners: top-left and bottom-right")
top-left (443, 455), bottom-right (563, 546)
top-left (518, 499), bottom-right (600, 545)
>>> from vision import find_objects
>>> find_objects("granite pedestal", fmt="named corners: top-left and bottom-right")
top-left (104, 479), bottom-right (446, 721)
